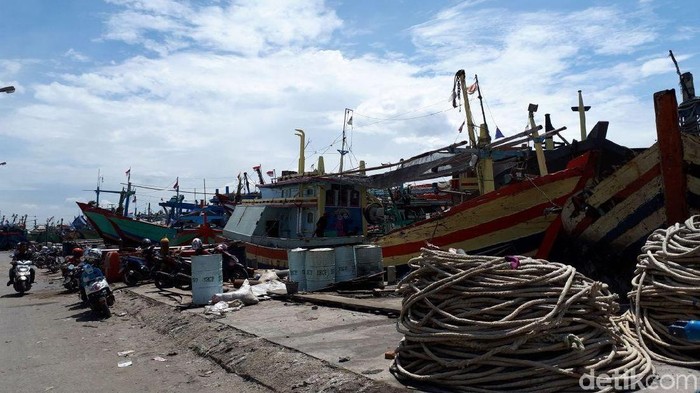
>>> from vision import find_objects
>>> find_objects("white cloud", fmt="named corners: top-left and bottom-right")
top-left (1, 0), bottom-right (698, 223)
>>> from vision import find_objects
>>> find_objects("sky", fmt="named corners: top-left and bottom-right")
top-left (0, 0), bottom-right (698, 227)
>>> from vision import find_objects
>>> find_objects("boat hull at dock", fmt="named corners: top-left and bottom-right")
top-left (377, 152), bottom-right (598, 266)
top-left (561, 133), bottom-right (700, 256)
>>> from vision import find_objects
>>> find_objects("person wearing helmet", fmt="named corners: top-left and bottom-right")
top-left (191, 238), bottom-right (208, 256)
top-left (159, 237), bottom-right (171, 259)
top-left (140, 238), bottom-right (156, 262)
top-left (8, 242), bottom-right (35, 286)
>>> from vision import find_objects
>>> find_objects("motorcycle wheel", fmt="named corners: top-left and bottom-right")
top-left (154, 275), bottom-right (173, 290)
top-left (123, 271), bottom-right (139, 287)
top-left (100, 303), bottom-right (111, 319)
top-left (231, 266), bottom-right (249, 280)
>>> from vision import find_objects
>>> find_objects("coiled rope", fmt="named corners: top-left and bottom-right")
top-left (391, 248), bottom-right (653, 392)
top-left (619, 216), bottom-right (700, 367)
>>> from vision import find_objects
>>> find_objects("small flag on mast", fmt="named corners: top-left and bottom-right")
top-left (495, 128), bottom-right (504, 139)
top-left (125, 168), bottom-right (131, 177)
top-left (467, 82), bottom-right (478, 95)
top-left (458, 120), bottom-right (465, 133)
top-left (173, 177), bottom-right (179, 190)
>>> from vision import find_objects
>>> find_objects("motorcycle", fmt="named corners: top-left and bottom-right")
top-left (119, 255), bottom-right (154, 286)
top-left (154, 255), bottom-right (192, 290)
top-left (62, 263), bottom-right (82, 292)
top-left (81, 264), bottom-right (114, 318)
top-left (12, 260), bottom-right (33, 295)
top-left (221, 251), bottom-right (249, 282)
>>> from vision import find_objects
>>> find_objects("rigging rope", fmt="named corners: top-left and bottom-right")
top-left (618, 216), bottom-right (700, 367)
top-left (391, 248), bottom-right (654, 392)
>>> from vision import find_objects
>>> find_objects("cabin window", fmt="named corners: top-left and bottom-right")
top-left (306, 212), bottom-right (314, 224)
top-left (350, 189), bottom-right (360, 207)
top-left (306, 188), bottom-right (314, 196)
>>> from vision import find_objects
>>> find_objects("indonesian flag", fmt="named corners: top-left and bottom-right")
top-left (173, 177), bottom-right (179, 189)
top-left (252, 165), bottom-right (261, 171)
top-left (266, 170), bottom-right (274, 177)
top-left (467, 82), bottom-right (478, 95)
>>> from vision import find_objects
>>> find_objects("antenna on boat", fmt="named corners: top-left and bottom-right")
top-left (571, 90), bottom-right (590, 141)
top-left (339, 109), bottom-right (352, 173)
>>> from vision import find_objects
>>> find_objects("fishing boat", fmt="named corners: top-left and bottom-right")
top-left (560, 55), bottom-right (700, 264)
top-left (77, 201), bottom-right (223, 246)
top-left (0, 215), bottom-right (28, 250)
top-left (223, 70), bottom-right (612, 269)
top-left (223, 129), bottom-right (368, 267)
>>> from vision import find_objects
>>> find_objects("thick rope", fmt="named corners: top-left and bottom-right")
top-left (391, 248), bottom-right (654, 392)
top-left (622, 216), bottom-right (700, 367)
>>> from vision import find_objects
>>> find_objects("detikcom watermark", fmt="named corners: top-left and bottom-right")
top-left (579, 371), bottom-right (699, 391)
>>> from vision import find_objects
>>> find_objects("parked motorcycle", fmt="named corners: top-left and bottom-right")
top-left (62, 263), bottom-right (82, 292)
top-left (119, 255), bottom-right (154, 286)
top-left (154, 255), bottom-right (192, 290)
top-left (11, 260), bottom-right (33, 295)
top-left (81, 263), bottom-right (114, 318)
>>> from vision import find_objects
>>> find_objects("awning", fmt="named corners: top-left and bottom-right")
top-left (223, 206), bottom-right (266, 241)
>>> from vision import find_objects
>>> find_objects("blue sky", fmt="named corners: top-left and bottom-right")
top-left (0, 0), bottom-right (698, 226)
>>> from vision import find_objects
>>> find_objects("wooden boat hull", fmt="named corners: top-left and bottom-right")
top-left (561, 133), bottom-right (700, 254)
top-left (239, 152), bottom-right (597, 269)
top-left (377, 152), bottom-right (597, 266)
top-left (76, 202), bottom-right (223, 246)
top-left (77, 202), bottom-right (122, 245)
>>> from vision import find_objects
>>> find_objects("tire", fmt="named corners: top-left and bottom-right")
top-left (100, 302), bottom-right (111, 318)
top-left (231, 266), bottom-right (249, 280)
top-left (154, 275), bottom-right (173, 290)
top-left (123, 271), bottom-right (139, 287)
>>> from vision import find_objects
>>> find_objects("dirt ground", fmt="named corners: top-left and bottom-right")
top-left (118, 289), bottom-right (410, 392)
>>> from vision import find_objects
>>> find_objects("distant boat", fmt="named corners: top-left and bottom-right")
top-left (77, 202), bottom-right (223, 246)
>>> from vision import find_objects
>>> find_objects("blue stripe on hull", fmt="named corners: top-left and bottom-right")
top-left (598, 193), bottom-right (664, 246)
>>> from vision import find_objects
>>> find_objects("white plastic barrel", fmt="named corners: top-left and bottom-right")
top-left (334, 245), bottom-right (356, 282)
top-left (354, 245), bottom-right (383, 276)
top-left (288, 247), bottom-right (307, 291)
top-left (191, 254), bottom-right (223, 305)
top-left (305, 248), bottom-right (336, 291)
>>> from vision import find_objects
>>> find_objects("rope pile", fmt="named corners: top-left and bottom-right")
top-left (619, 216), bottom-right (700, 367)
top-left (391, 248), bottom-right (653, 392)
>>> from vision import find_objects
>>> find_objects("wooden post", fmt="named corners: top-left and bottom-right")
top-left (654, 89), bottom-right (688, 225)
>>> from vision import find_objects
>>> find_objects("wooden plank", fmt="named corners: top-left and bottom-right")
top-left (654, 89), bottom-right (687, 225)
top-left (580, 177), bottom-right (662, 243)
top-left (586, 145), bottom-right (659, 207)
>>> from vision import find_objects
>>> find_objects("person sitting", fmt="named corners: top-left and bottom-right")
top-left (8, 242), bottom-right (35, 286)
top-left (191, 238), bottom-right (209, 256)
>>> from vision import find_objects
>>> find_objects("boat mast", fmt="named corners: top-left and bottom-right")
top-left (571, 90), bottom-right (590, 141)
top-left (528, 104), bottom-right (548, 176)
top-left (339, 109), bottom-right (352, 173)
top-left (454, 70), bottom-right (477, 147)
top-left (96, 169), bottom-right (101, 207)
top-left (474, 74), bottom-right (495, 194)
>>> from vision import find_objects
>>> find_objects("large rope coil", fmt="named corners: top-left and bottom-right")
top-left (391, 248), bottom-right (653, 392)
top-left (622, 216), bottom-right (700, 367)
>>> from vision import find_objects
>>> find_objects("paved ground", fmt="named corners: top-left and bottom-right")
top-left (0, 251), bottom-right (272, 393)
top-left (2, 249), bottom-right (699, 392)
